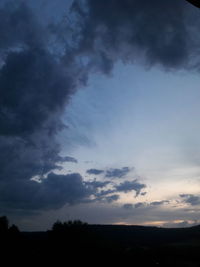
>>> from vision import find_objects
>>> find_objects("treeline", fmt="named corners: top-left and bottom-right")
top-left (52, 219), bottom-right (88, 231)
top-left (0, 216), bottom-right (89, 234)
top-left (0, 216), bottom-right (19, 235)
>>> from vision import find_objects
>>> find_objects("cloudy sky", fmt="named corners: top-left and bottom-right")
top-left (1, 0), bottom-right (200, 230)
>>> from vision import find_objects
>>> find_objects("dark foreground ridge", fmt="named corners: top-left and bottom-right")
top-left (1, 217), bottom-right (200, 266)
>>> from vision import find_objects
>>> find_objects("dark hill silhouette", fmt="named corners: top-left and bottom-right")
top-left (1, 216), bottom-right (200, 266)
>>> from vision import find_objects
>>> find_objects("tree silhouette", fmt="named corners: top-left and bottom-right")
top-left (0, 216), bottom-right (9, 234)
top-left (9, 224), bottom-right (20, 235)
top-left (52, 219), bottom-right (88, 232)
top-left (52, 220), bottom-right (63, 232)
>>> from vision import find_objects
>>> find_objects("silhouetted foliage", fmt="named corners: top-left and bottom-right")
top-left (52, 220), bottom-right (62, 232)
top-left (0, 216), bottom-right (9, 233)
top-left (9, 224), bottom-right (20, 235)
top-left (52, 219), bottom-right (88, 232)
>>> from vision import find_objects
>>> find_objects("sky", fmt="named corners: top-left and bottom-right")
top-left (1, 0), bottom-right (200, 230)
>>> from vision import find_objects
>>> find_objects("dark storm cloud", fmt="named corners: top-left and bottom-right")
top-left (38, 172), bottom-right (91, 208)
top-left (72, 0), bottom-right (194, 72)
top-left (0, 2), bottom-right (44, 51)
top-left (0, 135), bottom-right (64, 182)
top-left (0, 172), bottom-right (91, 210)
top-left (86, 169), bottom-right (104, 175)
top-left (0, 48), bottom-right (73, 137)
top-left (115, 180), bottom-right (146, 196)
top-left (105, 167), bottom-right (131, 178)
top-left (180, 194), bottom-right (200, 205)
top-left (0, 2), bottom-right (88, 212)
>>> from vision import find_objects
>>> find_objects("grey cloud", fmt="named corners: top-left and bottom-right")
top-left (95, 189), bottom-right (116, 197)
top-left (123, 203), bottom-right (134, 209)
top-left (86, 166), bottom-right (131, 177)
top-left (135, 202), bottom-right (146, 209)
top-left (92, 194), bottom-right (120, 204)
top-left (123, 200), bottom-right (169, 210)
top-left (180, 194), bottom-right (200, 206)
top-left (150, 200), bottom-right (169, 206)
top-left (105, 167), bottom-right (131, 178)
top-left (63, 156), bottom-right (78, 163)
top-left (86, 188), bottom-right (119, 204)
top-left (124, 202), bottom-right (146, 209)
top-left (115, 180), bottom-right (146, 196)
top-left (85, 180), bottom-right (110, 189)
top-left (162, 220), bottom-right (198, 228)
top-left (91, 178), bottom-right (147, 199)
top-left (86, 169), bottom-right (104, 175)
top-left (104, 194), bottom-right (120, 203)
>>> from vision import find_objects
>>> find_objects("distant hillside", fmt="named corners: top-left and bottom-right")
top-left (2, 223), bottom-right (200, 266)
top-left (23, 224), bottom-right (200, 245)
